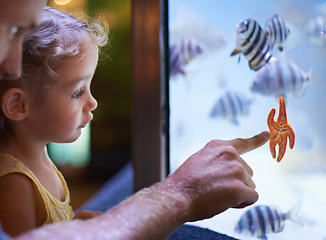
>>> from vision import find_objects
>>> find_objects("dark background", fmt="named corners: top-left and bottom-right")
top-left (48, 0), bottom-right (132, 208)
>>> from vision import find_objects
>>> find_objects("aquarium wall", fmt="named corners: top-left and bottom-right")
top-left (168, 0), bottom-right (326, 239)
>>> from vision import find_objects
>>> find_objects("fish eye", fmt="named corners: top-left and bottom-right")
top-left (238, 20), bottom-right (249, 32)
top-left (239, 20), bottom-right (249, 32)
top-left (243, 20), bottom-right (250, 30)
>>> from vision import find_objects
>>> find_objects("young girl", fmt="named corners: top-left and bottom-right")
top-left (0, 7), bottom-right (108, 237)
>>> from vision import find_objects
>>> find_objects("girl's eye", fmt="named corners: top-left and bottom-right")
top-left (72, 88), bottom-right (85, 99)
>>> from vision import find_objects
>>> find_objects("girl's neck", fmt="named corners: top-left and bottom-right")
top-left (1, 135), bottom-right (66, 202)
top-left (0, 135), bottom-right (51, 172)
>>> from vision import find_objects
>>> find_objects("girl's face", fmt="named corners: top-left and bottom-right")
top-left (27, 44), bottom-right (99, 143)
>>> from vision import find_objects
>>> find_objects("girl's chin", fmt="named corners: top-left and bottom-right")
top-left (61, 133), bottom-right (82, 143)
top-left (51, 130), bottom-right (83, 143)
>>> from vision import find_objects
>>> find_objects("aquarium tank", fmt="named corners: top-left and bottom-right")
top-left (168, 0), bottom-right (326, 239)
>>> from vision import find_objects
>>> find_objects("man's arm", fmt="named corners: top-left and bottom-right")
top-left (15, 131), bottom-right (270, 240)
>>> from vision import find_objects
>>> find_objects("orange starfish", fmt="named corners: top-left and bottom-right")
top-left (267, 96), bottom-right (295, 162)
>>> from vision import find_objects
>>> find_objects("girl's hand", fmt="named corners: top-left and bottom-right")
top-left (73, 210), bottom-right (103, 220)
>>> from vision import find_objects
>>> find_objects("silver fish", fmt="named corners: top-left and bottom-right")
top-left (234, 203), bottom-right (303, 239)
top-left (321, 25), bottom-right (326, 38)
top-left (250, 60), bottom-right (311, 98)
top-left (231, 18), bottom-right (274, 71)
top-left (210, 91), bottom-right (251, 125)
top-left (169, 44), bottom-right (186, 77)
top-left (169, 38), bottom-right (204, 78)
top-left (265, 14), bottom-right (290, 52)
top-left (306, 15), bottom-right (326, 43)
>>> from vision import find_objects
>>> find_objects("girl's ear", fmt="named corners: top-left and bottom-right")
top-left (1, 88), bottom-right (29, 121)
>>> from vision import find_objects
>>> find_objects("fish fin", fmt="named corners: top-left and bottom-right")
top-left (232, 118), bottom-right (239, 126)
top-left (248, 61), bottom-right (256, 70)
top-left (294, 67), bottom-right (313, 97)
top-left (286, 202), bottom-right (304, 227)
top-left (249, 61), bottom-right (261, 71)
top-left (258, 235), bottom-right (268, 240)
top-left (231, 48), bottom-right (240, 56)
top-left (180, 69), bottom-right (187, 76)
top-left (307, 66), bottom-right (313, 85)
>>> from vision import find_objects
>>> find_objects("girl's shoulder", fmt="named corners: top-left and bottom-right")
top-left (0, 153), bottom-right (37, 214)
top-left (0, 171), bottom-right (39, 236)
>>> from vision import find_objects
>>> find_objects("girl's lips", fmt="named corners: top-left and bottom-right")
top-left (80, 117), bottom-right (93, 128)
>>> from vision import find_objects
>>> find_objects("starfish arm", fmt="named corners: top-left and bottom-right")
top-left (276, 137), bottom-right (287, 162)
top-left (277, 97), bottom-right (287, 123)
top-left (270, 138), bottom-right (276, 158)
top-left (287, 125), bottom-right (295, 149)
top-left (267, 108), bottom-right (276, 130)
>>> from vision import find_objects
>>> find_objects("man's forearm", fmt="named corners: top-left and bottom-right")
top-left (99, 181), bottom-right (190, 239)
top-left (15, 180), bottom-right (190, 240)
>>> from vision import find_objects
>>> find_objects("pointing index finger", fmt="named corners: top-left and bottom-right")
top-left (226, 131), bottom-right (270, 155)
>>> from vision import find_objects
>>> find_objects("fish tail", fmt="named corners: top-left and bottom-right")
top-left (286, 202), bottom-right (304, 227)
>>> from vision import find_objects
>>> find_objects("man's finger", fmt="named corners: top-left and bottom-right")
top-left (227, 131), bottom-right (270, 155)
top-left (238, 157), bottom-right (253, 176)
top-left (233, 189), bottom-right (259, 209)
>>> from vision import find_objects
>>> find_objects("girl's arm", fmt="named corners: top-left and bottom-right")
top-left (0, 173), bottom-right (41, 237)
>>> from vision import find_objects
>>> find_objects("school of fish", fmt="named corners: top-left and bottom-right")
top-left (231, 14), bottom-right (290, 71)
top-left (168, 6), bottom-right (324, 239)
top-left (167, 3), bottom-right (326, 239)
top-left (228, 13), bottom-right (311, 239)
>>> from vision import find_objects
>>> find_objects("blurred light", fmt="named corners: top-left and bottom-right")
top-left (48, 124), bottom-right (91, 168)
top-left (54, 0), bottom-right (72, 5)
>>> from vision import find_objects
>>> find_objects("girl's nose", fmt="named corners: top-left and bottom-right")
top-left (86, 93), bottom-right (98, 112)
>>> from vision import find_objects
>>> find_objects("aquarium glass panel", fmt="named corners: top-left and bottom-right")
top-left (168, 1), bottom-right (326, 239)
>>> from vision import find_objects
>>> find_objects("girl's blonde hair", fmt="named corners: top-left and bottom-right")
top-left (22, 7), bottom-right (108, 95)
top-left (0, 7), bottom-right (109, 140)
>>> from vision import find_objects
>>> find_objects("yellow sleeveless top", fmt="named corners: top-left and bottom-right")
top-left (0, 153), bottom-right (74, 225)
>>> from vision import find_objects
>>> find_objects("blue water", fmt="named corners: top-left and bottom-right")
top-left (168, 1), bottom-right (326, 239)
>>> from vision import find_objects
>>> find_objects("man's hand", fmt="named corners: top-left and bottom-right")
top-left (166, 131), bottom-right (270, 222)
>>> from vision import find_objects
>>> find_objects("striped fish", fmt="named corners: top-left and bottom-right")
top-left (231, 18), bottom-right (274, 71)
top-left (169, 44), bottom-right (186, 77)
top-left (264, 15), bottom-right (290, 52)
top-left (169, 38), bottom-right (204, 78)
top-left (234, 203), bottom-right (303, 239)
top-left (210, 91), bottom-right (251, 125)
top-left (250, 60), bottom-right (311, 98)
